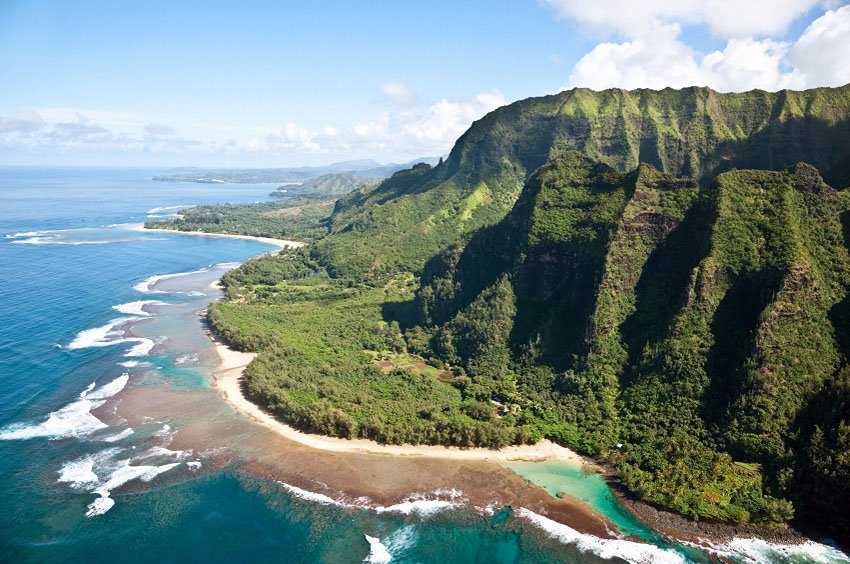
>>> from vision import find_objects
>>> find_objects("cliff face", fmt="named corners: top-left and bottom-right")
top-left (315, 85), bottom-right (850, 277)
top-left (414, 151), bottom-right (850, 530)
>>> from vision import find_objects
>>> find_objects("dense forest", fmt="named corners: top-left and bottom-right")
top-left (150, 85), bottom-right (850, 538)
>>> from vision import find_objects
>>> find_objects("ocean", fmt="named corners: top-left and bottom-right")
top-left (0, 167), bottom-right (847, 563)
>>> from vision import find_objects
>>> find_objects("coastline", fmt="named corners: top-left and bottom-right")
top-left (211, 340), bottom-right (586, 464)
top-left (151, 223), bottom-right (844, 554)
top-left (210, 338), bottom-right (833, 552)
top-left (136, 224), bottom-right (305, 249)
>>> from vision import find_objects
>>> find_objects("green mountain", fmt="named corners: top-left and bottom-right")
top-left (269, 172), bottom-right (377, 199)
top-left (156, 84), bottom-right (850, 539)
top-left (268, 158), bottom-right (445, 199)
top-left (314, 86), bottom-right (850, 277)
top-left (414, 150), bottom-right (850, 529)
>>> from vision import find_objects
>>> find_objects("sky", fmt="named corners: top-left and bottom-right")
top-left (1, 0), bottom-right (849, 168)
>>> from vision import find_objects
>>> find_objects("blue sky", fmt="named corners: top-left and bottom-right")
top-left (1, 0), bottom-right (848, 167)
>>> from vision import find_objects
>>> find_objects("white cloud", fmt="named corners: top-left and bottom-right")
top-left (560, 2), bottom-right (850, 92)
top-left (0, 88), bottom-right (505, 164)
top-left (567, 24), bottom-right (705, 90)
top-left (567, 24), bottom-right (803, 91)
top-left (703, 38), bottom-right (800, 91)
top-left (0, 110), bottom-right (46, 134)
top-left (353, 91), bottom-right (506, 154)
top-left (380, 80), bottom-right (418, 105)
top-left (543, 0), bottom-right (822, 39)
top-left (144, 122), bottom-right (175, 136)
top-left (790, 5), bottom-right (850, 87)
top-left (0, 109), bottom-right (206, 157)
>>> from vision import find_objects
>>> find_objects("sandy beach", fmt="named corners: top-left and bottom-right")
top-left (211, 341), bottom-right (586, 464)
top-left (136, 224), bottom-right (305, 249)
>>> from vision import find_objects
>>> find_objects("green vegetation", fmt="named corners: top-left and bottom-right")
top-left (210, 253), bottom-right (536, 447)
top-left (151, 85), bottom-right (850, 539)
top-left (145, 198), bottom-right (334, 242)
top-left (413, 155), bottom-right (850, 527)
top-left (306, 85), bottom-right (850, 279)
top-left (270, 172), bottom-right (379, 199)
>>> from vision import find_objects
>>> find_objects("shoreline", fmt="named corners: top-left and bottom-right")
top-left (210, 339), bottom-right (838, 552)
top-left (135, 224), bottom-right (305, 249)
top-left (158, 224), bottom-right (846, 554)
top-left (211, 340), bottom-right (586, 464)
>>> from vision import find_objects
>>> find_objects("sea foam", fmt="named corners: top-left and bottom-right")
top-left (112, 300), bottom-right (166, 316)
top-left (68, 317), bottom-right (156, 357)
top-left (278, 482), bottom-right (353, 508)
top-left (363, 535), bottom-right (392, 563)
top-left (517, 508), bottom-right (687, 564)
top-left (59, 445), bottom-right (184, 517)
top-left (85, 496), bottom-right (116, 517)
top-left (133, 268), bottom-right (209, 294)
top-left (146, 205), bottom-right (190, 214)
top-left (58, 448), bottom-right (121, 489)
top-left (83, 457), bottom-right (182, 517)
top-left (373, 498), bottom-right (458, 516)
top-left (278, 482), bottom-right (462, 516)
top-left (5, 230), bottom-right (43, 238)
top-left (705, 537), bottom-right (850, 563)
top-left (0, 375), bottom-right (128, 441)
top-left (0, 398), bottom-right (108, 440)
top-left (12, 237), bottom-right (115, 245)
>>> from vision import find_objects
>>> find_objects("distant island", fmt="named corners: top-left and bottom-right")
top-left (152, 157), bottom-right (441, 185)
top-left (148, 84), bottom-right (850, 544)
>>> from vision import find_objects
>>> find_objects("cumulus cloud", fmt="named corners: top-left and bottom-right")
top-left (380, 80), bottom-right (418, 105)
top-left (567, 25), bottom-right (801, 91)
top-left (543, 0), bottom-right (822, 39)
top-left (790, 5), bottom-right (850, 87)
top-left (265, 122), bottom-right (321, 152)
top-left (255, 90), bottom-right (506, 159)
top-left (556, 1), bottom-right (849, 92)
top-left (352, 91), bottom-right (506, 154)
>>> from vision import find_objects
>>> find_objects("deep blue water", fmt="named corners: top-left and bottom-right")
top-left (0, 167), bottom-right (847, 563)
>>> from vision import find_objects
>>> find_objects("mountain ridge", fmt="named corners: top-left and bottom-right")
top-left (314, 84), bottom-right (850, 278)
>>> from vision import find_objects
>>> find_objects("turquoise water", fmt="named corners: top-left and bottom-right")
top-left (0, 167), bottom-right (847, 563)
top-left (504, 461), bottom-right (660, 541)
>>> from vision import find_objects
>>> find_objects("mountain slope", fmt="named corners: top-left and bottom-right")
top-left (413, 151), bottom-right (850, 527)
top-left (314, 85), bottom-right (850, 277)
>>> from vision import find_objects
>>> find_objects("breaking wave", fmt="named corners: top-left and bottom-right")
top-left (67, 317), bottom-right (156, 357)
top-left (59, 446), bottom-right (187, 517)
top-left (278, 482), bottom-right (462, 516)
top-left (700, 537), bottom-right (850, 563)
top-left (363, 535), bottom-right (392, 563)
top-left (112, 300), bottom-right (166, 316)
top-left (146, 205), bottom-right (190, 214)
top-left (517, 508), bottom-right (687, 564)
top-left (0, 375), bottom-right (129, 441)
top-left (133, 268), bottom-right (209, 293)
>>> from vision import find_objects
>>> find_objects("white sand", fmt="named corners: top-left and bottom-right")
top-left (212, 342), bottom-right (584, 463)
top-left (136, 224), bottom-right (304, 249)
